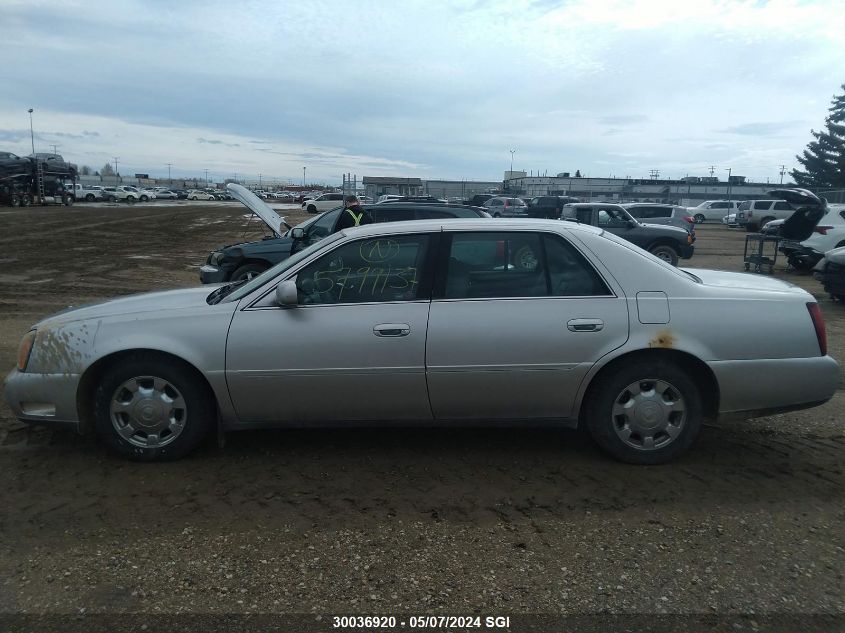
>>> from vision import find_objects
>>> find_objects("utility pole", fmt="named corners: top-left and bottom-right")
top-left (509, 149), bottom-right (516, 175)
top-left (259, 173), bottom-right (262, 189)
top-left (649, 169), bottom-right (660, 180)
top-left (204, 169), bottom-right (209, 186)
top-left (708, 165), bottom-right (715, 178)
top-left (303, 166), bottom-right (306, 187)
top-left (113, 157), bottom-right (119, 182)
top-left (167, 163), bottom-right (172, 184)
top-left (779, 164), bottom-right (787, 184)
top-left (27, 108), bottom-right (35, 155)
top-left (50, 144), bottom-right (59, 156)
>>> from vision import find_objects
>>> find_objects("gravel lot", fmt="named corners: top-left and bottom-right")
top-left (0, 201), bottom-right (842, 628)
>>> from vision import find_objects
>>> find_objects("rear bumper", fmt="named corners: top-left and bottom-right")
top-left (679, 244), bottom-right (695, 259)
top-left (3, 368), bottom-right (81, 432)
top-left (710, 355), bottom-right (840, 418)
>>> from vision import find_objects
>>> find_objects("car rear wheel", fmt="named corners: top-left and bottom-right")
top-left (694, 213), bottom-right (705, 224)
top-left (85, 193), bottom-right (95, 201)
top-left (492, 212), bottom-right (501, 218)
top-left (191, 196), bottom-right (198, 200)
top-left (108, 196), bottom-right (117, 202)
top-left (307, 204), bottom-right (317, 213)
top-left (584, 358), bottom-right (703, 464)
top-left (93, 354), bottom-right (214, 461)
top-left (648, 244), bottom-right (679, 266)
top-left (140, 195), bottom-right (149, 202)
top-left (231, 263), bottom-right (268, 282)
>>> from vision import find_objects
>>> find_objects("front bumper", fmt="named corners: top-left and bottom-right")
top-left (710, 355), bottom-right (840, 418)
top-left (200, 264), bottom-right (232, 284)
top-left (3, 368), bottom-right (81, 432)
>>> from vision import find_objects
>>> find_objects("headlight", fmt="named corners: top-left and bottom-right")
top-left (17, 330), bottom-right (36, 372)
top-left (210, 251), bottom-right (225, 265)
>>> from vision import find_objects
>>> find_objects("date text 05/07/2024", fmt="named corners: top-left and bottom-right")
top-left (331, 615), bottom-right (511, 629)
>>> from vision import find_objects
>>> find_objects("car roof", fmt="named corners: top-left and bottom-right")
top-left (339, 217), bottom-right (604, 238)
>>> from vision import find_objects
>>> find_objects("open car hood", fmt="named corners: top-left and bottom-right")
top-left (226, 183), bottom-right (287, 237)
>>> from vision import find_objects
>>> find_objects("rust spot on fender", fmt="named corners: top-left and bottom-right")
top-left (649, 329), bottom-right (676, 349)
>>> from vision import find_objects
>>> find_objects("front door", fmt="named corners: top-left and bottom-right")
top-left (226, 232), bottom-right (436, 424)
top-left (426, 230), bottom-right (629, 420)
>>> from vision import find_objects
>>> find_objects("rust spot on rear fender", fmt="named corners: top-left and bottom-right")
top-left (649, 329), bottom-right (676, 349)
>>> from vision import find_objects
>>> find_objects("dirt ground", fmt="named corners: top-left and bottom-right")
top-left (0, 201), bottom-right (843, 625)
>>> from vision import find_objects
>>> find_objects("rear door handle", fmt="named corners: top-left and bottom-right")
top-left (373, 323), bottom-right (411, 337)
top-left (567, 318), bottom-right (604, 332)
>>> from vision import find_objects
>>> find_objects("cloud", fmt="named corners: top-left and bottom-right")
top-left (197, 137), bottom-right (241, 148)
top-left (599, 115), bottom-right (649, 125)
top-left (717, 121), bottom-right (803, 137)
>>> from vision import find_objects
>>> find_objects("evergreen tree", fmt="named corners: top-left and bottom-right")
top-left (100, 162), bottom-right (115, 176)
top-left (792, 84), bottom-right (845, 189)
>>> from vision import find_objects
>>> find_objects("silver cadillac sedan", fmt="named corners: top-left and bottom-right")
top-left (4, 219), bottom-right (839, 464)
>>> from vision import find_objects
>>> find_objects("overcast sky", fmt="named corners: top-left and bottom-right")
top-left (2, 0), bottom-right (844, 184)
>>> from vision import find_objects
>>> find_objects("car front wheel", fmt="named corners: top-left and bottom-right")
top-left (584, 358), bottom-right (703, 464)
top-left (93, 354), bottom-right (214, 461)
top-left (648, 244), bottom-right (679, 266)
top-left (694, 213), bottom-right (705, 224)
top-left (231, 263), bottom-right (268, 282)
top-left (85, 194), bottom-right (95, 202)
top-left (307, 204), bottom-right (317, 213)
top-left (140, 195), bottom-right (149, 202)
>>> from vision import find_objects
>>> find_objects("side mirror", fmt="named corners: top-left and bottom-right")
top-left (275, 279), bottom-right (298, 307)
top-left (291, 227), bottom-right (305, 240)
top-left (627, 220), bottom-right (637, 228)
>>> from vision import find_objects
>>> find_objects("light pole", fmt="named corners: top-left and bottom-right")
top-left (167, 163), bottom-right (172, 185)
top-left (113, 157), bottom-right (119, 182)
top-left (27, 108), bottom-right (35, 155)
top-left (303, 166), bottom-right (306, 187)
top-left (725, 168), bottom-right (732, 202)
top-left (204, 169), bottom-right (209, 186)
top-left (509, 149), bottom-right (516, 175)
top-left (259, 173), bottom-right (262, 189)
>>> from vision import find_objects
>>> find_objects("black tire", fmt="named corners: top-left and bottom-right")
top-left (648, 244), bottom-right (679, 266)
top-left (190, 196), bottom-right (198, 200)
top-left (93, 354), bottom-right (214, 461)
top-left (694, 213), bottom-right (705, 224)
top-left (140, 195), bottom-right (149, 202)
top-left (108, 196), bottom-right (117, 202)
top-left (493, 212), bottom-right (501, 218)
top-left (584, 358), bottom-right (703, 464)
top-left (307, 204), bottom-right (317, 213)
top-left (126, 195), bottom-right (136, 202)
top-left (231, 262), bottom-right (268, 282)
top-left (10, 194), bottom-right (19, 207)
top-left (85, 193), bottom-right (95, 202)
top-left (20, 194), bottom-right (31, 207)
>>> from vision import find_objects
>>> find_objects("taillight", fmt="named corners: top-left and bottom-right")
top-left (814, 226), bottom-right (833, 235)
top-left (807, 302), bottom-right (827, 356)
top-left (748, 210), bottom-right (753, 217)
top-left (684, 216), bottom-right (694, 224)
top-left (504, 200), bottom-right (510, 207)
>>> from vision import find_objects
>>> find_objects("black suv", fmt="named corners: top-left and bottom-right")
top-left (201, 202), bottom-right (489, 283)
top-left (526, 195), bottom-right (581, 219)
top-left (561, 203), bottom-right (694, 266)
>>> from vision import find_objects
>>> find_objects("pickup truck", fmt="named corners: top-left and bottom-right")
top-left (561, 203), bottom-right (694, 266)
top-left (67, 183), bottom-right (105, 202)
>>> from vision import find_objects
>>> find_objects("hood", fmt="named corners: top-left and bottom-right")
top-left (36, 287), bottom-right (220, 328)
top-left (640, 222), bottom-right (689, 235)
top-left (227, 183), bottom-right (287, 237)
top-left (686, 268), bottom-right (806, 294)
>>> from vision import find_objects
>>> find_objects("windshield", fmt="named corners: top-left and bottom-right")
top-left (219, 232), bottom-right (345, 303)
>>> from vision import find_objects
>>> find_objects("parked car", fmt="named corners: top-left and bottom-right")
top-left (813, 245), bottom-right (845, 300)
top-left (622, 203), bottom-right (696, 233)
top-left (153, 190), bottom-right (179, 200)
top-left (526, 195), bottom-right (581, 219)
top-left (463, 193), bottom-right (502, 207)
top-left (102, 187), bottom-right (136, 202)
top-left (201, 184), bottom-right (489, 283)
top-left (561, 203), bottom-right (694, 266)
top-left (302, 192), bottom-right (345, 213)
top-left (484, 196), bottom-right (528, 217)
top-left (687, 200), bottom-right (741, 224)
top-left (6, 217), bottom-right (838, 464)
top-left (764, 204), bottom-right (845, 269)
top-left (187, 190), bottom-right (216, 201)
top-left (736, 199), bottom-right (796, 232)
top-left (722, 213), bottom-right (739, 227)
top-left (27, 153), bottom-right (78, 178)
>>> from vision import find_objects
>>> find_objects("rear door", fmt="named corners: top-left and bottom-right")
top-left (426, 229), bottom-right (629, 420)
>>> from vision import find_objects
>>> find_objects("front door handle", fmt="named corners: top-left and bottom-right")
top-left (567, 318), bottom-right (604, 332)
top-left (373, 323), bottom-right (411, 337)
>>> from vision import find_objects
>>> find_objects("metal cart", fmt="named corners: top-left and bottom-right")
top-left (743, 233), bottom-right (780, 274)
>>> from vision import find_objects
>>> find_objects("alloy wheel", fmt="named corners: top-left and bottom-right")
top-left (610, 378), bottom-right (686, 451)
top-left (109, 375), bottom-right (188, 449)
